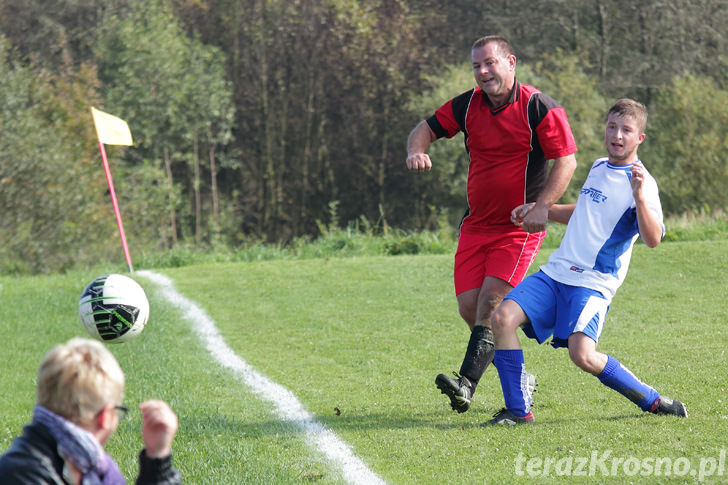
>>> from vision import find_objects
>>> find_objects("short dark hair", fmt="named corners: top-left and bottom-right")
top-left (472, 36), bottom-right (515, 58)
top-left (607, 98), bottom-right (647, 133)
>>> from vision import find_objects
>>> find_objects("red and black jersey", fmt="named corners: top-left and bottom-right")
top-left (426, 81), bottom-right (577, 232)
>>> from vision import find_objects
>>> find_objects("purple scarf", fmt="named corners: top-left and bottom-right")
top-left (33, 405), bottom-right (125, 485)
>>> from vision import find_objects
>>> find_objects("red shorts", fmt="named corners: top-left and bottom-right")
top-left (453, 227), bottom-right (546, 295)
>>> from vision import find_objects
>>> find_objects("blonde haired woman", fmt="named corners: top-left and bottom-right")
top-left (0, 338), bottom-right (180, 484)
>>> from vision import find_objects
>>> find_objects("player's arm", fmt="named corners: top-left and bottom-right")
top-left (547, 204), bottom-right (575, 224)
top-left (511, 203), bottom-right (575, 227)
top-left (406, 120), bottom-right (436, 173)
top-left (520, 154), bottom-right (577, 233)
top-left (631, 163), bottom-right (662, 248)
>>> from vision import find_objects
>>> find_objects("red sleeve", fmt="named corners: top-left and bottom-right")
top-left (432, 100), bottom-right (461, 138)
top-left (427, 89), bottom-right (476, 139)
top-left (536, 106), bottom-right (577, 159)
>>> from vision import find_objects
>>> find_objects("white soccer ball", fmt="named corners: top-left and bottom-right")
top-left (79, 274), bottom-right (150, 343)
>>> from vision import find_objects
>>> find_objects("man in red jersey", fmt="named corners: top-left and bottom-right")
top-left (406, 36), bottom-right (577, 413)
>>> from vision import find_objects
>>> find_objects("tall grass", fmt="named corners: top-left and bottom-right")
top-left (135, 212), bottom-right (726, 271)
top-left (1, 211), bottom-right (725, 275)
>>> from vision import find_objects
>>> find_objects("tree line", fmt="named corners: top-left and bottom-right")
top-left (1, 0), bottom-right (726, 273)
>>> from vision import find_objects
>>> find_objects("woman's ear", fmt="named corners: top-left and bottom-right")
top-left (95, 405), bottom-right (115, 431)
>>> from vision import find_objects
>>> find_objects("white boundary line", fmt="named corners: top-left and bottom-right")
top-left (138, 270), bottom-right (385, 485)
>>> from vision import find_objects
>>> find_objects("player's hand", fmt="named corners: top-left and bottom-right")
top-left (630, 162), bottom-right (645, 198)
top-left (139, 399), bottom-right (178, 458)
top-left (511, 203), bottom-right (535, 227)
top-left (521, 204), bottom-right (549, 233)
top-left (406, 152), bottom-right (432, 173)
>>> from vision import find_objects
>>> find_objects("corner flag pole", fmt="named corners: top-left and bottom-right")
top-left (91, 107), bottom-right (135, 273)
top-left (97, 140), bottom-right (134, 272)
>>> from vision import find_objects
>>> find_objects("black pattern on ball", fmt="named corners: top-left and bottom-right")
top-left (90, 301), bottom-right (139, 340)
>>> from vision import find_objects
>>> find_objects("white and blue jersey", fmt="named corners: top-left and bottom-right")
top-left (541, 157), bottom-right (664, 302)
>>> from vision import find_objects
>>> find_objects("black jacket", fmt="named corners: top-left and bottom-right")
top-left (0, 422), bottom-right (181, 484)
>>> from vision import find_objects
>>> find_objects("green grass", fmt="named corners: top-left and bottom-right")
top-left (1, 239), bottom-right (727, 483)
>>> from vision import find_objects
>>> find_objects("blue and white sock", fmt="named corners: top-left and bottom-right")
top-left (597, 355), bottom-right (659, 411)
top-left (493, 349), bottom-right (531, 417)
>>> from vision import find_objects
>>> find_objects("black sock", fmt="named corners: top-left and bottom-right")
top-left (458, 325), bottom-right (495, 394)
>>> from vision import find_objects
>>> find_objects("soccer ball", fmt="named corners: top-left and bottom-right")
top-left (79, 274), bottom-right (150, 343)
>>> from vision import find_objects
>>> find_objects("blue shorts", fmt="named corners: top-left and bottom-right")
top-left (505, 271), bottom-right (610, 348)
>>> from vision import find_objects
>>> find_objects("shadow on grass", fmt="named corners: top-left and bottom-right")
top-left (174, 407), bottom-right (659, 439)
top-left (175, 408), bottom-right (505, 438)
top-left (539, 413), bottom-right (653, 426)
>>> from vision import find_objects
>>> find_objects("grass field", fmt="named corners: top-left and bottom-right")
top-left (1, 239), bottom-right (726, 484)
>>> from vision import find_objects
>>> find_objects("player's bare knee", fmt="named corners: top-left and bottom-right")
top-left (569, 348), bottom-right (601, 374)
top-left (569, 353), bottom-right (590, 372)
top-left (490, 306), bottom-right (517, 335)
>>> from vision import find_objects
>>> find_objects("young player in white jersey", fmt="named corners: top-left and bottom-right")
top-left (484, 98), bottom-right (687, 425)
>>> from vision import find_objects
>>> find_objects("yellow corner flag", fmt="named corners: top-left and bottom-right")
top-left (91, 107), bottom-right (133, 146)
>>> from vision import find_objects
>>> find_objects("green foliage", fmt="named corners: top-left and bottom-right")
top-left (0, 37), bottom-right (117, 274)
top-left (640, 74), bottom-right (728, 215)
top-left (96, 0), bottom-right (234, 246)
top-left (663, 210), bottom-right (728, 242)
top-left (114, 160), bottom-right (177, 251)
top-left (128, 215), bottom-right (726, 271)
top-left (2, 3), bottom-right (728, 274)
